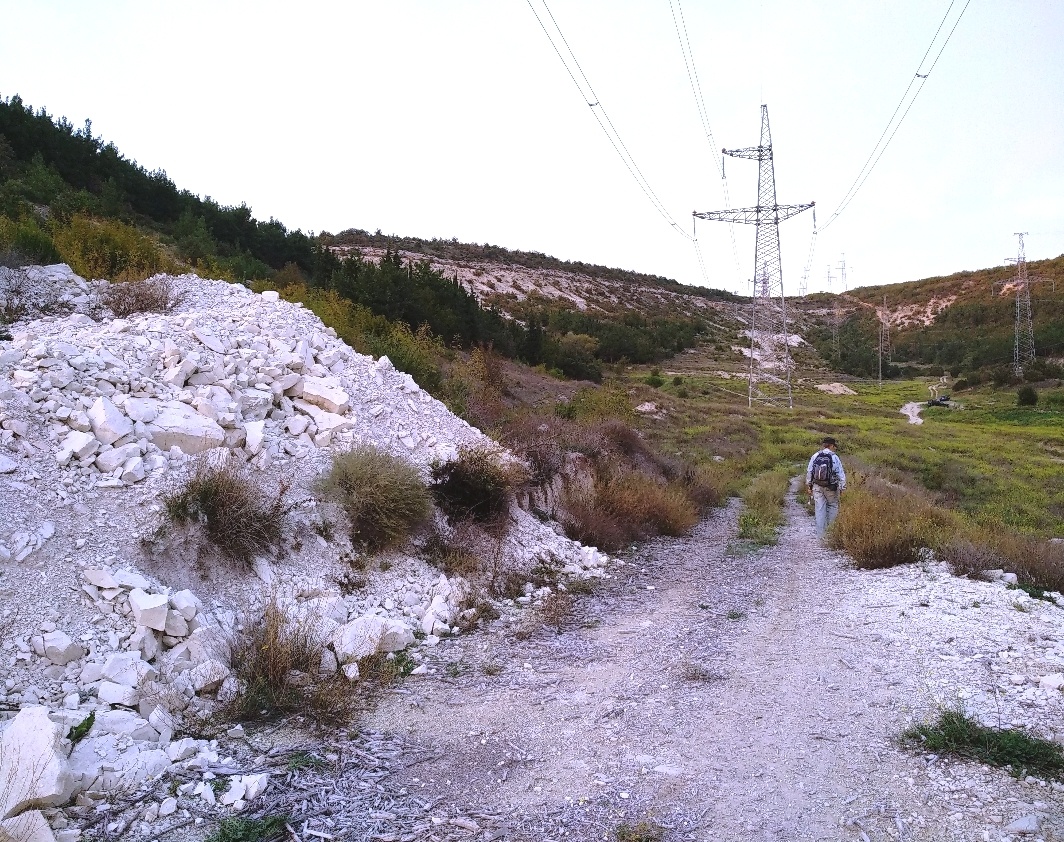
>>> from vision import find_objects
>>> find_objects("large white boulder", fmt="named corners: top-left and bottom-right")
top-left (42, 631), bottom-right (83, 666)
top-left (330, 615), bottom-right (413, 665)
top-left (301, 376), bottom-right (351, 414)
top-left (0, 810), bottom-right (57, 842)
top-left (102, 653), bottom-right (157, 688)
top-left (87, 397), bottom-right (133, 446)
top-left (292, 399), bottom-right (355, 434)
top-left (95, 443), bottom-right (141, 473)
top-left (56, 430), bottom-right (99, 465)
top-left (188, 659), bottom-right (230, 693)
top-left (0, 706), bottom-right (74, 819)
top-left (128, 589), bottom-right (169, 632)
top-left (123, 398), bottom-right (160, 424)
top-left (145, 401), bottom-right (225, 454)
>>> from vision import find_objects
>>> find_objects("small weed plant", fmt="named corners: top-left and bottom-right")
top-left (207, 816), bottom-right (289, 842)
top-left (902, 709), bottom-right (1064, 780)
top-left (317, 445), bottom-right (431, 552)
top-left (615, 821), bottom-right (666, 842)
top-left (163, 456), bottom-right (289, 566)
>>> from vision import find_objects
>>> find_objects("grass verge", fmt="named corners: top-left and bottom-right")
top-left (901, 709), bottom-right (1064, 780)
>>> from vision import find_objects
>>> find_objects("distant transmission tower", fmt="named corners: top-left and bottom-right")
top-left (798, 271), bottom-right (808, 298)
top-left (878, 295), bottom-right (891, 387)
top-left (694, 105), bottom-right (814, 408)
top-left (838, 254), bottom-right (848, 291)
top-left (826, 267), bottom-right (840, 359)
top-left (1011, 233), bottom-right (1036, 377)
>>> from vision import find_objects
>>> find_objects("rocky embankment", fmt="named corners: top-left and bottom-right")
top-left (0, 265), bottom-right (608, 842)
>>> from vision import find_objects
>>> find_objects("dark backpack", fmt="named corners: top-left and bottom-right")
top-left (810, 452), bottom-right (836, 487)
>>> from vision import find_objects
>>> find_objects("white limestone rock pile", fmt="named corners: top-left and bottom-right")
top-left (0, 270), bottom-right (490, 497)
top-left (0, 266), bottom-right (610, 577)
top-left (0, 263), bottom-right (96, 325)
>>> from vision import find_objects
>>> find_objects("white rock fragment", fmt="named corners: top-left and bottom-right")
top-left (87, 396), bottom-right (133, 445)
top-left (0, 706), bottom-right (74, 816)
top-left (42, 630), bottom-right (84, 666)
top-left (128, 589), bottom-right (169, 631)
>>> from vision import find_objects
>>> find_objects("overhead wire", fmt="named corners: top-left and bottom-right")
top-left (667, 0), bottom-right (744, 291)
top-left (524, 0), bottom-right (706, 286)
top-left (822, 0), bottom-right (973, 230)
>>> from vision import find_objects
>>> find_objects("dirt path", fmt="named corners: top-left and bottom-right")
top-left (900, 401), bottom-right (925, 424)
top-left (365, 488), bottom-right (1064, 841)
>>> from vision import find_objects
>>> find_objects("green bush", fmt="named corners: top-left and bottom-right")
top-left (53, 214), bottom-right (174, 281)
top-left (163, 456), bottom-right (289, 565)
top-left (1017, 385), bottom-right (1038, 406)
top-left (431, 445), bottom-right (524, 525)
top-left (317, 445), bottom-right (431, 552)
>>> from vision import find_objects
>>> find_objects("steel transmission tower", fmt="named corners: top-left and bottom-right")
top-left (1011, 233), bottom-right (1036, 377)
top-left (694, 105), bottom-right (814, 408)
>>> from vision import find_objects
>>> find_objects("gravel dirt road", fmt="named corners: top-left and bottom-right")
top-left (366, 486), bottom-right (1064, 841)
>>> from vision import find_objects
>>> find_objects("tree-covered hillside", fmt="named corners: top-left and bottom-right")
top-left (0, 95), bottom-right (713, 383)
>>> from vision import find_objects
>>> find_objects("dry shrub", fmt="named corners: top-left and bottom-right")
top-left (103, 275), bottom-right (183, 317)
top-left (828, 477), bottom-right (953, 569)
top-left (498, 416), bottom-right (567, 485)
top-left (221, 600), bottom-right (355, 726)
top-left (985, 533), bottom-right (1064, 593)
top-left (163, 456), bottom-right (289, 565)
top-left (431, 444), bottom-right (525, 525)
top-left (454, 586), bottom-right (500, 632)
top-left (422, 523), bottom-right (483, 578)
top-left (565, 467), bottom-right (698, 552)
top-left (317, 445), bottom-right (432, 552)
top-left (939, 536), bottom-right (1004, 578)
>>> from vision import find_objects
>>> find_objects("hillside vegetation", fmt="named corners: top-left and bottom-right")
top-left (797, 258), bottom-right (1064, 382)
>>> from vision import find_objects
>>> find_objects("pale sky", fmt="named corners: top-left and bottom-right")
top-left (2, 1), bottom-right (1061, 295)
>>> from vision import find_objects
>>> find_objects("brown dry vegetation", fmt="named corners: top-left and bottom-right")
top-left (220, 600), bottom-right (356, 727)
top-left (103, 275), bottom-right (184, 317)
top-left (162, 456), bottom-right (290, 566)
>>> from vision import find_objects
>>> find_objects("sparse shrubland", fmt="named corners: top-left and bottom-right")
top-left (162, 456), bottom-right (289, 566)
top-left (317, 446), bottom-right (431, 552)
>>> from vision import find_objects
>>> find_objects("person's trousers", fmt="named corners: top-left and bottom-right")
top-left (812, 485), bottom-right (840, 537)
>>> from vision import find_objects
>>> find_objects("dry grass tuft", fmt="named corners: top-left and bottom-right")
top-left (163, 456), bottom-right (289, 565)
top-left (103, 275), bottom-right (184, 317)
top-left (220, 600), bottom-right (356, 727)
top-left (317, 445), bottom-right (432, 552)
top-left (422, 523), bottom-right (483, 579)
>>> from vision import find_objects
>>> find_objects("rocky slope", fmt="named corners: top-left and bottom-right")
top-left (0, 265), bottom-right (608, 842)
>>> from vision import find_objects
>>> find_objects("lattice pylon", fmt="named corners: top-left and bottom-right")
top-left (694, 105), bottom-right (813, 408)
top-left (1013, 233), bottom-right (1036, 377)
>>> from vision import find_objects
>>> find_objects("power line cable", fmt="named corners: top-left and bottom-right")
top-left (667, 0), bottom-right (744, 289)
top-left (525, 0), bottom-right (696, 246)
top-left (822, 0), bottom-right (973, 229)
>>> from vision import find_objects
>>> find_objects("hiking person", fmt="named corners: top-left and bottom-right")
top-left (806, 436), bottom-right (846, 537)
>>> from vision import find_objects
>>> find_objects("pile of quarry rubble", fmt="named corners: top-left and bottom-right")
top-left (0, 265), bottom-right (609, 842)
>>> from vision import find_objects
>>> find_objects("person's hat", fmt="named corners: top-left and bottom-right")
top-left (822, 436), bottom-right (837, 447)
